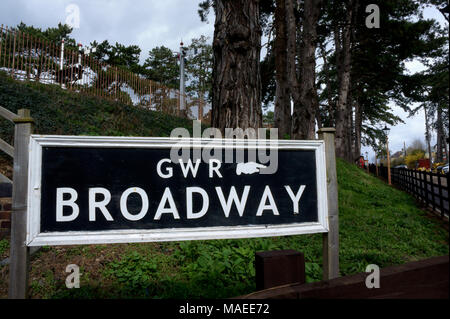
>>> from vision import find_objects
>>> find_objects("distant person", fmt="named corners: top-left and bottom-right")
top-left (357, 155), bottom-right (365, 169)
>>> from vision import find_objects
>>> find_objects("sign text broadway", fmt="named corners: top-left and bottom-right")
top-left (26, 136), bottom-right (328, 245)
top-left (41, 147), bottom-right (318, 232)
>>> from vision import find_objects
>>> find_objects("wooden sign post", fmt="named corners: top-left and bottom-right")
top-left (7, 125), bottom-right (340, 298)
top-left (9, 109), bottom-right (34, 299)
top-left (318, 128), bottom-right (339, 280)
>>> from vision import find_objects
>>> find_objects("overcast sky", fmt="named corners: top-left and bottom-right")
top-left (0, 0), bottom-right (215, 58)
top-left (0, 1), bottom-right (447, 160)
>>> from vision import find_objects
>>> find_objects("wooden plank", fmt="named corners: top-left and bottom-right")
top-left (237, 255), bottom-right (449, 299)
top-left (0, 105), bottom-right (19, 123)
top-left (0, 137), bottom-right (14, 157)
top-left (255, 250), bottom-right (305, 290)
top-left (416, 171), bottom-right (420, 198)
top-left (419, 171), bottom-right (424, 200)
top-left (0, 172), bottom-right (12, 183)
top-left (317, 128), bottom-right (339, 280)
top-left (437, 174), bottom-right (444, 217)
top-left (430, 172), bottom-right (436, 211)
top-left (8, 109), bottom-right (33, 299)
top-left (424, 172), bottom-right (430, 206)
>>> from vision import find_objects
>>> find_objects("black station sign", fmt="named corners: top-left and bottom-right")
top-left (26, 136), bottom-right (329, 246)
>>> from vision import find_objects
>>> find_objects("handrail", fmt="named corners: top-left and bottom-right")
top-left (0, 137), bottom-right (14, 157)
top-left (0, 105), bottom-right (20, 123)
top-left (0, 105), bottom-right (16, 183)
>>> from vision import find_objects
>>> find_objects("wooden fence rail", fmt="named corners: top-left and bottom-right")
top-left (238, 255), bottom-right (449, 299)
top-left (0, 105), bottom-right (33, 298)
top-left (0, 105), bottom-right (17, 182)
top-left (369, 164), bottom-right (449, 218)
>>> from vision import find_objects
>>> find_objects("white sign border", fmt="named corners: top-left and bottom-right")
top-left (26, 135), bottom-right (329, 246)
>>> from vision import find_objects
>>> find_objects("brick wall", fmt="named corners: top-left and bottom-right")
top-left (0, 183), bottom-right (12, 238)
top-left (0, 197), bottom-right (11, 238)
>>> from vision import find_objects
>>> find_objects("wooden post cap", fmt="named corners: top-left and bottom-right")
top-left (13, 109), bottom-right (34, 124)
top-left (12, 117), bottom-right (34, 124)
top-left (317, 128), bottom-right (336, 134)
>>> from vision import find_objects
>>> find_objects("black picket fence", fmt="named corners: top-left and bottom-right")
top-left (369, 164), bottom-right (449, 218)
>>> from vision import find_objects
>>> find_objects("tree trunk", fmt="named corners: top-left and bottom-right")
top-left (335, 1), bottom-right (353, 160)
top-left (291, 0), bottom-right (323, 140)
top-left (285, 0), bottom-right (301, 137)
top-left (436, 106), bottom-right (444, 162)
top-left (346, 86), bottom-right (354, 159)
top-left (353, 99), bottom-right (363, 161)
top-left (319, 43), bottom-right (334, 127)
top-left (424, 105), bottom-right (433, 166)
top-left (316, 111), bottom-right (323, 130)
top-left (274, 0), bottom-right (292, 139)
top-left (212, 0), bottom-right (263, 132)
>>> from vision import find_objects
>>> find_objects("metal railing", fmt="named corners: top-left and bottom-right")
top-left (0, 25), bottom-right (210, 122)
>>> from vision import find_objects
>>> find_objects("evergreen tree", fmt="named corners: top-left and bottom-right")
top-left (143, 46), bottom-right (179, 88)
top-left (185, 35), bottom-right (213, 102)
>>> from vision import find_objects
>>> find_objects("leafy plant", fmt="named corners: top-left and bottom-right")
top-left (0, 239), bottom-right (9, 256)
top-left (103, 251), bottom-right (157, 297)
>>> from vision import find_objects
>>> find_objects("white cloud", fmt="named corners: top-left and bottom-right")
top-left (404, 60), bottom-right (427, 74)
top-left (362, 102), bottom-right (437, 162)
top-left (0, 0), bottom-right (214, 61)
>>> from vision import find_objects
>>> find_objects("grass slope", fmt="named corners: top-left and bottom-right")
top-left (0, 72), bottom-right (448, 298)
top-left (0, 71), bottom-right (194, 144)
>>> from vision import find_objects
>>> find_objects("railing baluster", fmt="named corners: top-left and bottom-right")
top-left (11, 30), bottom-right (16, 77)
top-left (0, 25), bottom-right (200, 121)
